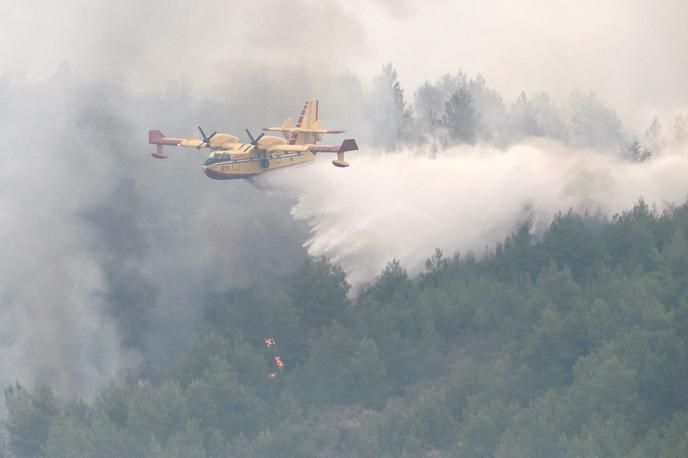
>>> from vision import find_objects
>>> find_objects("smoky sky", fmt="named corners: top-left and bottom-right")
top-left (2, 0), bottom-right (687, 129)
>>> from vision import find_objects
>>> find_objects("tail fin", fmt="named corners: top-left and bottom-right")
top-left (312, 120), bottom-right (324, 142)
top-left (264, 100), bottom-right (347, 144)
top-left (290, 99), bottom-right (319, 145)
top-left (262, 119), bottom-right (294, 139)
top-left (279, 119), bottom-right (293, 139)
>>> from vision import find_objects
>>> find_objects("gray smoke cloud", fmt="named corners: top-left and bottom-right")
top-left (0, 74), bottom-right (312, 397)
top-left (5, 1), bottom-right (687, 129)
top-left (262, 140), bottom-right (688, 288)
top-left (0, 50), bottom-right (376, 397)
top-left (0, 0), bottom-right (372, 92)
top-left (0, 80), bottom-right (125, 396)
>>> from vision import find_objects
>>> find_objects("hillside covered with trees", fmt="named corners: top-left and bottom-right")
top-left (4, 199), bottom-right (688, 457)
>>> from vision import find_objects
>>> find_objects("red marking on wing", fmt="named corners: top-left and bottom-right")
top-left (148, 130), bottom-right (181, 146)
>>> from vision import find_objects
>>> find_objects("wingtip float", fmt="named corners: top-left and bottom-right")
top-left (148, 99), bottom-right (359, 179)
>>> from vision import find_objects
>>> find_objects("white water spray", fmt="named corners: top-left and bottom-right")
top-left (263, 140), bottom-right (688, 287)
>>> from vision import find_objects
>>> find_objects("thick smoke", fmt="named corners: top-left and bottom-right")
top-left (0, 56), bottom-right (374, 397)
top-left (0, 0), bottom-right (371, 92)
top-left (0, 75), bottom-right (310, 397)
top-left (263, 141), bottom-right (688, 288)
top-left (0, 80), bottom-right (124, 396)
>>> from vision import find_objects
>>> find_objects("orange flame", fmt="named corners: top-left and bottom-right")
top-left (264, 337), bottom-right (276, 348)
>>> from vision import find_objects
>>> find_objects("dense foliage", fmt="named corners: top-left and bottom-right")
top-left (4, 199), bottom-right (688, 457)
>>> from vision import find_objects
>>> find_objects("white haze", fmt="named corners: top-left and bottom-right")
top-left (0, 98), bottom-right (128, 396)
top-left (3, 1), bottom-right (687, 129)
top-left (263, 141), bottom-right (688, 288)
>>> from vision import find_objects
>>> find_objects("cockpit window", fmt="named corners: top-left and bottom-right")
top-left (204, 152), bottom-right (232, 165)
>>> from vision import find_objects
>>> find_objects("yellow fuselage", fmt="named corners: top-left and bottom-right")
top-left (202, 145), bottom-right (316, 179)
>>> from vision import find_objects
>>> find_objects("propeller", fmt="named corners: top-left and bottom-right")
top-left (245, 129), bottom-right (265, 146)
top-left (198, 126), bottom-right (217, 146)
top-left (246, 129), bottom-right (270, 168)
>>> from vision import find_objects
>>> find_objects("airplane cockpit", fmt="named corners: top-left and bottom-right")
top-left (204, 150), bottom-right (242, 165)
top-left (204, 151), bottom-right (233, 166)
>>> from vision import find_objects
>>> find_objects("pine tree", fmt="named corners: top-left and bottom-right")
top-left (370, 63), bottom-right (412, 150)
top-left (443, 88), bottom-right (477, 144)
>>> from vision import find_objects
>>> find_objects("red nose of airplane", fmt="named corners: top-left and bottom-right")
top-left (202, 165), bottom-right (216, 178)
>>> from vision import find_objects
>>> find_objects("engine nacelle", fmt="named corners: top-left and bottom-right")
top-left (208, 133), bottom-right (240, 148)
top-left (257, 135), bottom-right (287, 149)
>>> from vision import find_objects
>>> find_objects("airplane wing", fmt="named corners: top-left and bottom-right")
top-left (149, 130), bottom-right (206, 147)
top-left (307, 139), bottom-right (357, 154)
top-left (148, 130), bottom-right (210, 158)
top-left (265, 144), bottom-right (310, 153)
top-left (310, 139), bottom-right (358, 167)
top-left (267, 139), bottom-right (358, 167)
top-left (265, 139), bottom-right (357, 154)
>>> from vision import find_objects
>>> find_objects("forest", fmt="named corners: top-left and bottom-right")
top-left (4, 0), bottom-right (688, 456)
top-left (2, 60), bottom-right (688, 457)
top-left (3, 198), bottom-right (688, 457)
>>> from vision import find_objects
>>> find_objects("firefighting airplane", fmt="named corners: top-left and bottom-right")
top-left (148, 99), bottom-right (358, 180)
